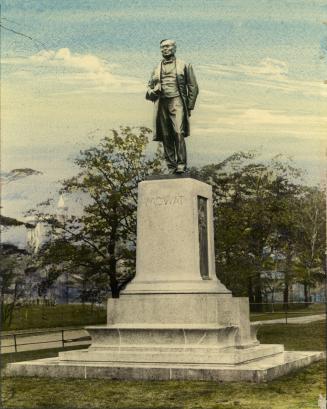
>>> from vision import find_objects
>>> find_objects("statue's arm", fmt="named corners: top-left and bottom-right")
top-left (186, 64), bottom-right (199, 110)
top-left (145, 69), bottom-right (156, 101)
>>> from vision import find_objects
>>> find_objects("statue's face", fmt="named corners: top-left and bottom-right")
top-left (160, 40), bottom-right (176, 59)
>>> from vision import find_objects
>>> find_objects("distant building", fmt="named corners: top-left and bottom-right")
top-left (26, 194), bottom-right (68, 253)
top-left (56, 194), bottom-right (68, 224)
top-left (25, 215), bottom-right (49, 253)
top-left (260, 270), bottom-right (325, 303)
top-left (3, 195), bottom-right (82, 304)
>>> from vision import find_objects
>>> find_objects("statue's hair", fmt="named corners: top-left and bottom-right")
top-left (160, 39), bottom-right (176, 46)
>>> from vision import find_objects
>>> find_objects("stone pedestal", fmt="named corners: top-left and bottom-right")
top-left (6, 177), bottom-right (323, 382)
top-left (126, 178), bottom-right (228, 294)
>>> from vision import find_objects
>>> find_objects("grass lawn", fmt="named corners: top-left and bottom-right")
top-left (250, 303), bottom-right (326, 322)
top-left (2, 304), bottom-right (106, 331)
top-left (1, 321), bottom-right (326, 409)
top-left (4, 303), bottom-right (324, 331)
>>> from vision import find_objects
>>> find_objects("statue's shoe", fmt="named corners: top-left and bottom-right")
top-left (175, 165), bottom-right (186, 174)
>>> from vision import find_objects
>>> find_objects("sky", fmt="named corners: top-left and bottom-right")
top-left (1, 0), bottom-right (327, 219)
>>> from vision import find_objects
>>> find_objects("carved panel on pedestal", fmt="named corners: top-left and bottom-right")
top-left (198, 196), bottom-right (209, 279)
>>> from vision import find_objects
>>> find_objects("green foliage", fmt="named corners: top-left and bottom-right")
top-left (38, 126), bottom-right (164, 299)
top-left (0, 255), bottom-right (22, 328)
top-left (192, 152), bottom-right (325, 303)
top-left (293, 187), bottom-right (326, 300)
top-left (31, 140), bottom-right (324, 304)
top-left (0, 248), bottom-right (33, 328)
top-left (0, 215), bottom-right (29, 227)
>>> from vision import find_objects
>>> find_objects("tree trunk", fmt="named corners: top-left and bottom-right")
top-left (107, 206), bottom-right (119, 299)
top-left (254, 281), bottom-right (263, 303)
top-left (303, 283), bottom-right (310, 303)
top-left (108, 254), bottom-right (119, 298)
top-left (254, 272), bottom-right (263, 312)
top-left (7, 282), bottom-right (19, 327)
top-left (283, 283), bottom-right (289, 305)
top-left (248, 276), bottom-right (254, 303)
top-left (110, 283), bottom-right (120, 299)
top-left (283, 244), bottom-right (293, 308)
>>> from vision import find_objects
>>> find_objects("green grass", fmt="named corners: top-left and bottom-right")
top-left (1, 321), bottom-right (326, 409)
top-left (4, 303), bottom-right (324, 331)
top-left (0, 346), bottom-right (87, 370)
top-left (250, 303), bottom-right (325, 322)
top-left (2, 304), bottom-right (106, 331)
top-left (1, 364), bottom-right (325, 409)
top-left (257, 320), bottom-right (326, 351)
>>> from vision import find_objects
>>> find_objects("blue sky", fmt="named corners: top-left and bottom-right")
top-left (1, 0), bottom-right (327, 218)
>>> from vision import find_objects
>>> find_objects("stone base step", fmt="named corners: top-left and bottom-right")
top-left (58, 344), bottom-right (284, 365)
top-left (6, 351), bottom-right (324, 383)
top-left (85, 324), bottom-right (244, 349)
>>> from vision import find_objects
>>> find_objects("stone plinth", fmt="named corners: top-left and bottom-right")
top-left (6, 177), bottom-right (323, 382)
top-left (126, 178), bottom-right (228, 294)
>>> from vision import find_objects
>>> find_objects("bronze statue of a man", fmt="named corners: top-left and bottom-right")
top-left (146, 39), bottom-right (199, 174)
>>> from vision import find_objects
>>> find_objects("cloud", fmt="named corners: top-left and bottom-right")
top-left (3, 48), bottom-right (143, 93)
top-left (202, 58), bottom-right (288, 80)
top-left (193, 107), bottom-right (327, 139)
top-left (30, 48), bottom-right (108, 69)
top-left (239, 109), bottom-right (325, 126)
top-left (199, 58), bottom-right (326, 97)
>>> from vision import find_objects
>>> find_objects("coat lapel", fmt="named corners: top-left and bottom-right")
top-left (175, 59), bottom-right (185, 75)
top-left (154, 62), bottom-right (161, 82)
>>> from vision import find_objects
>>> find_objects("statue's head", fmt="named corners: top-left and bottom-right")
top-left (160, 39), bottom-right (176, 59)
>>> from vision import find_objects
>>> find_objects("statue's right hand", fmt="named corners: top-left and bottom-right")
top-left (146, 89), bottom-right (158, 102)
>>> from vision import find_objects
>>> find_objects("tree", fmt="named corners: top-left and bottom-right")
top-left (38, 127), bottom-right (164, 299)
top-left (33, 139), bottom-right (322, 306)
top-left (293, 187), bottom-right (326, 302)
top-left (0, 245), bottom-right (28, 328)
top-left (192, 152), bottom-right (303, 308)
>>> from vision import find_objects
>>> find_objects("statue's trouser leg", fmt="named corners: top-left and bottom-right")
top-left (169, 97), bottom-right (187, 170)
top-left (162, 133), bottom-right (177, 172)
top-left (158, 99), bottom-right (177, 171)
top-left (174, 133), bottom-right (187, 169)
top-left (158, 96), bottom-right (187, 171)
